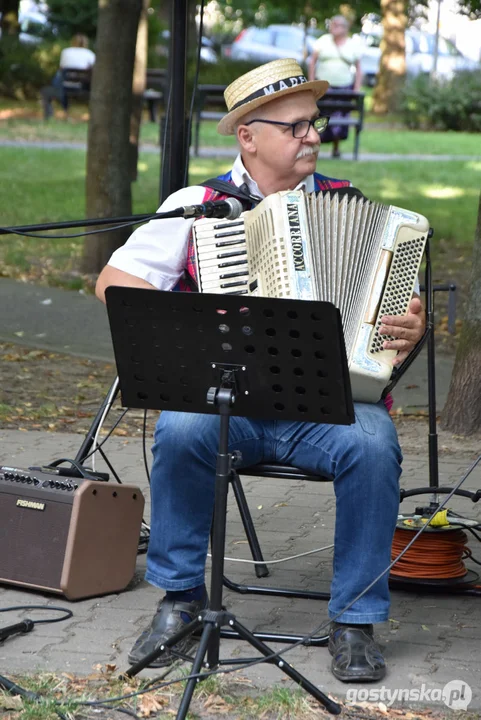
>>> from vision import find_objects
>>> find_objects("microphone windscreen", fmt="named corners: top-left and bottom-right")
top-left (225, 197), bottom-right (245, 220)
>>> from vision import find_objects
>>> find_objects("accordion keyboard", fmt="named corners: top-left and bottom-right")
top-left (192, 216), bottom-right (249, 294)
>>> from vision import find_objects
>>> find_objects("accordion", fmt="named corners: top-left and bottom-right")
top-left (192, 190), bottom-right (429, 402)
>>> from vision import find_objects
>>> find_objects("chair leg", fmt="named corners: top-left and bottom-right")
top-left (230, 471), bottom-right (269, 578)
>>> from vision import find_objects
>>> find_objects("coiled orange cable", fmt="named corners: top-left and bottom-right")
top-left (390, 528), bottom-right (470, 579)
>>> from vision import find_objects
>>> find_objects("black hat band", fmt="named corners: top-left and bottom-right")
top-left (230, 75), bottom-right (308, 112)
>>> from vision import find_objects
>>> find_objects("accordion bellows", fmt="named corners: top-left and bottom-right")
top-left (192, 190), bottom-right (429, 402)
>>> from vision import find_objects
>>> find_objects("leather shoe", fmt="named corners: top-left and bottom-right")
top-left (128, 591), bottom-right (208, 668)
top-left (328, 622), bottom-right (386, 682)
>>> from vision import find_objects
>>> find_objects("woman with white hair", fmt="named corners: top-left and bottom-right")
top-left (308, 15), bottom-right (363, 158)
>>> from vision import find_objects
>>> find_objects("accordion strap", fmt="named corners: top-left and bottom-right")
top-left (200, 178), bottom-right (260, 205)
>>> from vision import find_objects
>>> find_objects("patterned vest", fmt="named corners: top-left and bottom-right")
top-left (175, 170), bottom-right (351, 292)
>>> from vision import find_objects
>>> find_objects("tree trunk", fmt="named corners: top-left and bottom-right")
top-left (129, 0), bottom-right (149, 183)
top-left (441, 192), bottom-right (481, 435)
top-left (0, 0), bottom-right (20, 35)
top-left (372, 0), bottom-right (407, 114)
top-left (82, 0), bottom-right (142, 274)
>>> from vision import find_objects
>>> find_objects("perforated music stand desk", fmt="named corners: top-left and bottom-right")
top-left (106, 288), bottom-right (353, 425)
top-left (105, 287), bottom-right (354, 718)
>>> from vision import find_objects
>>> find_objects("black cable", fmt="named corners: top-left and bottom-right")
top-left (0, 606), bottom-right (73, 624)
top-left (45, 457), bottom-right (96, 478)
top-left (101, 704), bottom-right (139, 719)
top-left (0, 216), bottom-right (160, 241)
top-left (159, 77), bottom-right (173, 203)
top-left (97, 444), bottom-right (123, 484)
top-left (81, 408), bottom-right (130, 463)
top-left (0, 673), bottom-right (69, 720)
top-left (466, 526), bottom-right (481, 542)
top-left (142, 410), bottom-right (151, 486)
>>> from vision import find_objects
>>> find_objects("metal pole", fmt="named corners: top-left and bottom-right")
top-left (432, 0), bottom-right (442, 77)
top-left (160, 0), bottom-right (189, 204)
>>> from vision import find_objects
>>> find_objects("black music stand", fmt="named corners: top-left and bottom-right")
top-left (105, 287), bottom-right (354, 718)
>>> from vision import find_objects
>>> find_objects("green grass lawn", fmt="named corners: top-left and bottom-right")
top-left (0, 144), bottom-right (479, 293)
top-left (1, 101), bottom-right (481, 157)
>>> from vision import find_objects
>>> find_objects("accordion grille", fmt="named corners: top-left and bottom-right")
top-left (370, 234), bottom-right (426, 353)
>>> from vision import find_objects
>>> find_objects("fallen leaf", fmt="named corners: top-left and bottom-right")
top-left (0, 694), bottom-right (23, 710)
top-left (139, 693), bottom-right (168, 717)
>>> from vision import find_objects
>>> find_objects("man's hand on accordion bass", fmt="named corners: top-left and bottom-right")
top-left (379, 297), bottom-right (425, 367)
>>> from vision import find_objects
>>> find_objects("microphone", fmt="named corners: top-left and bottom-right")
top-left (179, 197), bottom-right (245, 220)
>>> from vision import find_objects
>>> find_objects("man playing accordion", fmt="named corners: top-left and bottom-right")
top-left (96, 58), bottom-right (425, 683)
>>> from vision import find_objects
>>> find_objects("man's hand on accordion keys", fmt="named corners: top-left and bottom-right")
top-left (379, 297), bottom-right (425, 367)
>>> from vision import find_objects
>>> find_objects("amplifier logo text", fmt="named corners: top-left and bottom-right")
top-left (16, 499), bottom-right (45, 511)
top-left (286, 203), bottom-right (305, 271)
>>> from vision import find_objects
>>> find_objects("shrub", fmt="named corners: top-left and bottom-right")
top-left (0, 38), bottom-right (64, 98)
top-left (401, 69), bottom-right (481, 132)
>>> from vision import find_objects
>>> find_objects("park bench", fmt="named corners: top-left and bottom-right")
top-left (193, 83), bottom-right (227, 155)
top-left (143, 68), bottom-right (167, 122)
top-left (316, 89), bottom-right (365, 161)
top-left (41, 68), bottom-right (92, 119)
top-left (41, 67), bottom-right (167, 121)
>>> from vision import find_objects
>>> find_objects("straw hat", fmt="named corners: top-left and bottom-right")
top-left (217, 58), bottom-right (329, 136)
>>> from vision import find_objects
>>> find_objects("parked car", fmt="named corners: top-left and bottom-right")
top-left (228, 24), bottom-right (322, 66)
top-left (360, 28), bottom-right (479, 86)
top-left (158, 30), bottom-right (217, 63)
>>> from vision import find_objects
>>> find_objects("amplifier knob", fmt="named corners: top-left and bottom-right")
top-left (55, 481), bottom-right (61, 489)
top-left (67, 484), bottom-right (74, 491)
top-left (20, 476), bottom-right (27, 483)
top-left (27, 477), bottom-right (33, 484)
top-left (33, 478), bottom-right (39, 485)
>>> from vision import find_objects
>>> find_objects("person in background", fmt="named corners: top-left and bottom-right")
top-left (59, 33), bottom-right (95, 71)
top-left (308, 15), bottom-right (363, 158)
top-left (46, 34), bottom-right (95, 118)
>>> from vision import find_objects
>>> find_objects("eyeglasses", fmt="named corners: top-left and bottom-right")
top-left (244, 116), bottom-right (329, 138)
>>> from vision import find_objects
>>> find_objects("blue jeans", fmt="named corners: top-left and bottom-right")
top-left (146, 402), bottom-right (402, 624)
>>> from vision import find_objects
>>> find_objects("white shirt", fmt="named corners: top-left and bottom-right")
top-left (107, 154), bottom-right (315, 291)
top-left (59, 47), bottom-right (96, 70)
top-left (313, 34), bottom-right (363, 86)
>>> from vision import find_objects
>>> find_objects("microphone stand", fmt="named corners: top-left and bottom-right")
top-left (0, 199), bottom-right (246, 237)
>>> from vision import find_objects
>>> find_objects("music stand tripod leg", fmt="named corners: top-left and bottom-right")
top-left (125, 385), bottom-right (341, 717)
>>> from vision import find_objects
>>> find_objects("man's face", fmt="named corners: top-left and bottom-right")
top-left (242, 91), bottom-right (322, 186)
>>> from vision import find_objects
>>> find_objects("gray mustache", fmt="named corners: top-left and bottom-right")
top-left (296, 145), bottom-right (320, 160)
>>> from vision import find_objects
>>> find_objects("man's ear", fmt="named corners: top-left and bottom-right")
top-left (237, 125), bottom-right (257, 155)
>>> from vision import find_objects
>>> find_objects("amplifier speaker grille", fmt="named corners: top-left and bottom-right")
top-left (0, 475), bottom-right (145, 599)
